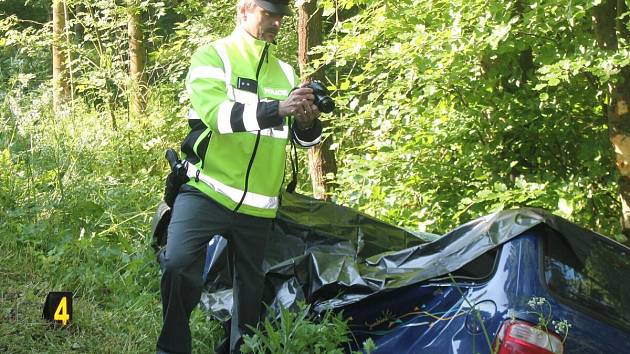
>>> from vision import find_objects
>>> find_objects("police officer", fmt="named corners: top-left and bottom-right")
top-left (156, 0), bottom-right (322, 353)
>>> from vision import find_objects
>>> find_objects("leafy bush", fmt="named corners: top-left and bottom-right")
top-left (241, 303), bottom-right (370, 354)
top-left (311, 0), bottom-right (624, 239)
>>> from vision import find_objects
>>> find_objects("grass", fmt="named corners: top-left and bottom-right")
top-left (0, 220), bottom-right (349, 354)
top-left (0, 97), bottom-right (219, 352)
top-left (0, 201), bottom-right (358, 354)
top-left (0, 224), bottom-right (221, 354)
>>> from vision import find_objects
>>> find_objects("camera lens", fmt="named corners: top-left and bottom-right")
top-left (316, 96), bottom-right (335, 113)
top-left (307, 80), bottom-right (335, 113)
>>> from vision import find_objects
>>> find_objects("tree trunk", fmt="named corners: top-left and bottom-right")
top-left (298, 0), bottom-right (337, 200)
top-left (52, 0), bottom-right (69, 113)
top-left (593, 0), bottom-right (630, 239)
top-left (128, 0), bottom-right (147, 118)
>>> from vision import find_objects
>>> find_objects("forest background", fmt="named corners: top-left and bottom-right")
top-left (1, 0), bottom-right (629, 352)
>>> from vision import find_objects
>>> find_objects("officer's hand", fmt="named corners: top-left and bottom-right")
top-left (278, 88), bottom-right (320, 129)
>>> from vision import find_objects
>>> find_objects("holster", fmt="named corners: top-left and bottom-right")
top-left (164, 171), bottom-right (187, 208)
top-left (163, 148), bottom-right (190, 208)
top-left (151, 149), bottom-right (190, 256)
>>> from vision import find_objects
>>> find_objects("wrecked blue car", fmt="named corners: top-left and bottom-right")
top-left (152, 192), bottom-right (630, 353)
top-left (338, 223), bottom-right (630, 353)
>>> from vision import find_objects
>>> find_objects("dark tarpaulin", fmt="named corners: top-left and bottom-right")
top-left (151, 191), bottom-right (619, 321)
top-left (197, 191), bottom-right (433, 321)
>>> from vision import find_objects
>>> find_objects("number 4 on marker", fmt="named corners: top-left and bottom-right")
top-left (54, 296), bottom-right (70, 325)
top-left (43, 292), bottom-right (72, 326)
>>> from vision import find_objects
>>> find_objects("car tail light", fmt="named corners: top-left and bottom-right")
top-left (494, 319), bottom-right (563, 354)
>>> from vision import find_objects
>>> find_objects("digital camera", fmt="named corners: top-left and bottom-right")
top-left (304, 80), bottom-right (335, 113)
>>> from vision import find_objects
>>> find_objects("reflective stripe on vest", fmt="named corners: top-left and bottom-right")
top-left (189, 66), bottom-right (226, 82)
top-left (278, 60), bottom-right (296, 88)
top-left (185, 161), bottom-right (279, 210)
top-left (214, 44), bottom-right (234, 100)
top-left (187, 108), bottom-right (289, 139)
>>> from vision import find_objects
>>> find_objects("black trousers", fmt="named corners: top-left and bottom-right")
top-left (157, 186), bottom-right (271, 354)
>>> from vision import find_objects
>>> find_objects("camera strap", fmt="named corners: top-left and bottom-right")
top-left (286, 132), bottom-right (299, 193)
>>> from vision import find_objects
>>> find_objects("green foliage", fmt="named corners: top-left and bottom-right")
top-left (0, 235), bottom-right (221, 354)
top-left (241, 303), bottom-right (368, 354)
top-left (312, 0), bottom-right (625, 238)
top-left (527, 297), bottom-right (571, 344)
top-left (0, 1), bottom-right (236, 352)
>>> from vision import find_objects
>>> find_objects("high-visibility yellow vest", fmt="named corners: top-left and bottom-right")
top-left (182, 27), bottom-right (320, 218)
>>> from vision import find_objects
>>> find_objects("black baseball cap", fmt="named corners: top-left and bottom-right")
top-left (254, 0), bottom-right (292, 15)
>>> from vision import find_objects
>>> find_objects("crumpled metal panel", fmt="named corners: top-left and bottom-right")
top-left (198, 191), bottom-right (611, 319)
